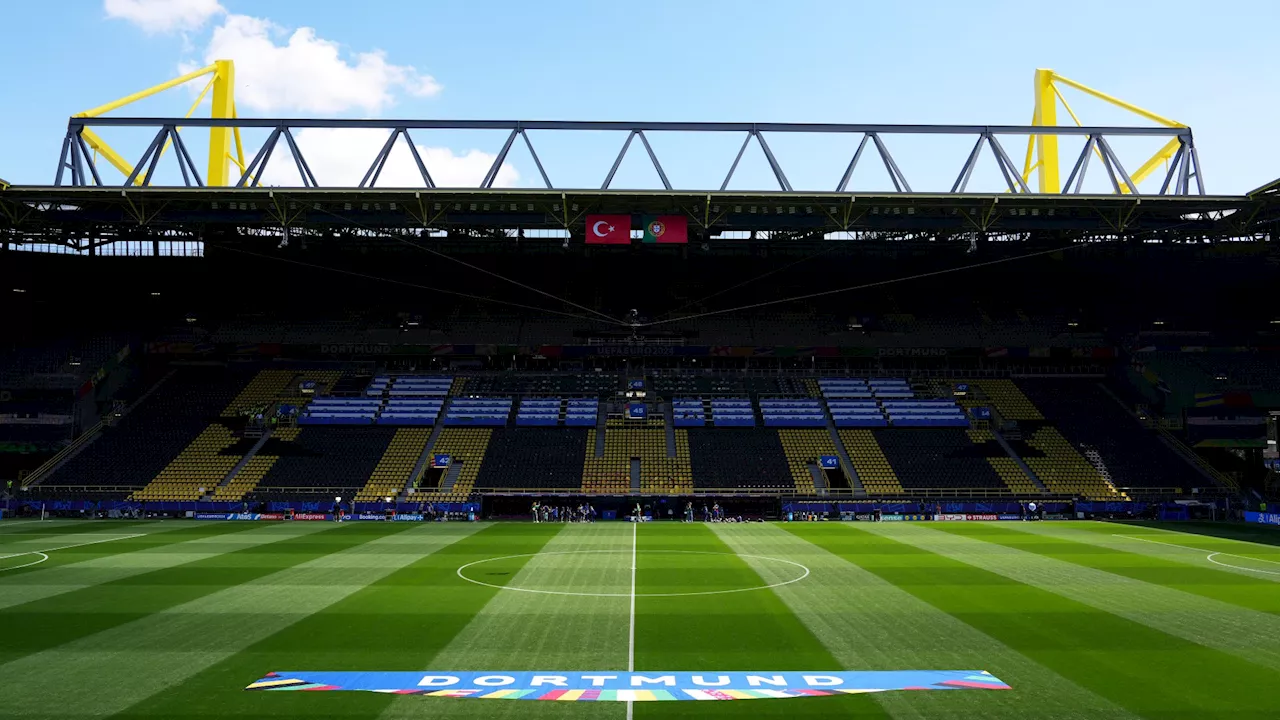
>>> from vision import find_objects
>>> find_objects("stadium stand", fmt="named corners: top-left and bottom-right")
top-left (444, 398), bottom-right (513, 426)
top-left (686, 428), bottom-right (794, 490)
top-left (416, 428), bottom-right (491, 501)
top-left (760, 399), bottom-right (827, 427)
top-left (251, 427), bottom-right (398, 499)
top-left (840, 429), bottom-right (904, 495)
top-left (582, 428), bottom-right (692, 494)
top-left (967, 428), bottom-right (1039, 494)
top-left (224, 426), bottom-right (301, 501)
top-left (776, 429), bottom-right (834, 493)
top-left (475, 428), bottom-right (590, 489)
top-left (131, 424), bottom-right (241, 501)
top-left (356, 427), bottom-right (431, 502)
top-left (462, 374), bottom-right (619, 396)
top-left (1018, 380), bottom-right (1205, 491)
top-left (872, 429), bottom-right (1007, 493)
top-left (47, 367), bottom-right (247, 490)
top-left (963, 379), bottom-right (1120, 499)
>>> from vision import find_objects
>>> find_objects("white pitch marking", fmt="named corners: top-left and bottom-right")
top-left (0, 532), bottom-right (147, 572)
top-left (0, 553), bottom-right (50, 571)
top-left (627, 521), bottom-right (637, 720)
top-left (455, 549), bottom-right (811, 597)
top-left (1113, 534), bottom-right (1280, 576)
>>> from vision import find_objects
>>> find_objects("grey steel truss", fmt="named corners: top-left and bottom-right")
top-left (54, 117), bottom-right (1206, 195)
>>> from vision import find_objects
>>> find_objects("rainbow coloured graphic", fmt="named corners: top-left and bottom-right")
top-left (246, 670), bottom-right (1011, 700)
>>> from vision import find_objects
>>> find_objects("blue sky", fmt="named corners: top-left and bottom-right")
top-left (1, 0), bottom-right (1277, 194)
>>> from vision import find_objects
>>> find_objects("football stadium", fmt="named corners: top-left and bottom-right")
top-left (3, 36), bottom-right (1280, 720)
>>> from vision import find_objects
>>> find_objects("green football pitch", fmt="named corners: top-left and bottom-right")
top-left (1, 518), bottom-right (1278, 719)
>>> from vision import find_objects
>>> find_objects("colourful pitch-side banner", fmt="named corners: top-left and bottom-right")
top-left (585, 215), bottom-right (631, 244)
top-left (641, 215), bottom-right (688, 244)
top-left (247, 670), bottom-right (1011, 700)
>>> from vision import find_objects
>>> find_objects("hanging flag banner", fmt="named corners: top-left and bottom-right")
top-left (640, 215), bottom-right (688, 244)
top-left (585, 215), bottom-right (631, 244)
top-left (247, 670), bottom-right (1011, 700)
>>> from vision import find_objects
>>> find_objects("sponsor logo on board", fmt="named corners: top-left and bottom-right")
top-left (1245, 511), bottom-right (1280, 526)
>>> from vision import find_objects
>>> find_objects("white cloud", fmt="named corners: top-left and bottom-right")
top-left (198, 14), bottom-right (441, 114)
top-left (105, 0), bottom-right (224, 33)
top-left (258, 128), bottom-right (518, 188)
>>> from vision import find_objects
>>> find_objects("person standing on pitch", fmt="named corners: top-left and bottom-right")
top-left (531, 500), bottom-right (540, 523)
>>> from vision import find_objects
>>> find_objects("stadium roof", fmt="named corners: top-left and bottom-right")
top-left (0, 186), bottom-right (1270, 241)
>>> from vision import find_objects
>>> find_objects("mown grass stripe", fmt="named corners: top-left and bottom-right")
top-left (379, 521), bottom-right (632, 719)
top-left (635, 523), bottom-right (888, 720)
top-left (0, 522), bottom-right (223, 572)
top-left (1086, 520), bottom-right (1280, 551)
top-left (844, 522), bottom-right (1278, 719)
top-left (916, 522), bottom-right (1280, 672)
top-left (0, 522), bottom-right (304, 610)
top-left (744, 523), bottom-right (1137, 719)
top-left (0, 522), bottom-right (353, 666)
top-left (104, 523), bottom-right (563, 720)
top-left (0, 520), bottom-right (138, 534)
top-left (0, 522), bottom-right (480, 719)
top-left (998, 521), bottom-right (1280, 608)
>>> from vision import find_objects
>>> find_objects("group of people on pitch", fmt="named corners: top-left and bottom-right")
top-left (531, 501), bottom-right (596, 523)
top-left (682, 501), bottom-right (729, 523)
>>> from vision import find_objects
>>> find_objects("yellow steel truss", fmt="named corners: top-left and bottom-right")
top-left (1024, 68), bottom-right (1186, 194)
top-left (73, 60), bottom-right (246, 186)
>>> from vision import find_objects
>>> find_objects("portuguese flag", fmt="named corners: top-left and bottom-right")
top-left (640, 215), bottom-right (688, 244)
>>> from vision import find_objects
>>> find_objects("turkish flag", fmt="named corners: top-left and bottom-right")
top-left (585, 215), bottom-right (631, 245)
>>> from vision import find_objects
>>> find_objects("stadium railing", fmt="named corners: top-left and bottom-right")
top-left (20, 419), bottom-right (105, 488)
top-left (469, 486), bottom-right (1070, 499)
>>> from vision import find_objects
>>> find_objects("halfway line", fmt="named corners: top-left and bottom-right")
top-left (627, 520), bottom-right (637, 720)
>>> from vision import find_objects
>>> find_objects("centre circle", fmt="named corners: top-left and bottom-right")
top-left (456, 549), bottom-right (809, 598)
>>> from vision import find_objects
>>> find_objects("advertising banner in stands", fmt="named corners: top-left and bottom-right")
top-left (393, 514), bottom-right (425, 522)
top-left (998, 514), bottom-right (1023, 521)
top-left (351, 514), bottom-right (384, 521)
top-left (194, 513), bottom-right (285, 521)
top-left (1245, 511), bottom-right (1280, 526)
top-left (937, 514), bottom-right (968, 521)
top-left (293, 513), bottom-right (330, 521)
top-left (1043, 513), bottom-right (1073, 520)
top-left (880, 515), bottom-right (904, 521)
top-left (966, 514), bottom-right (999, 521)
